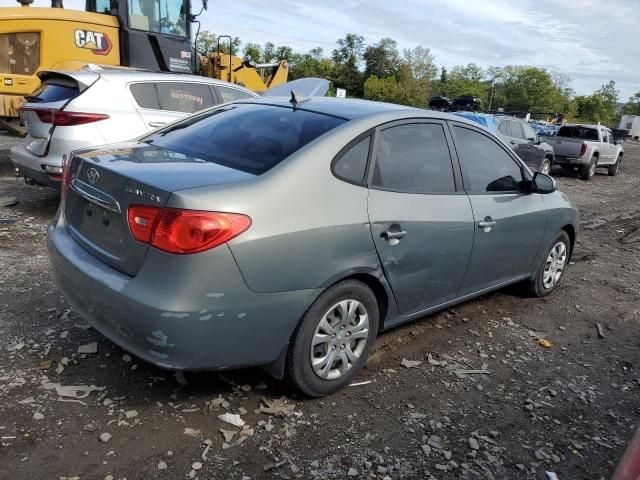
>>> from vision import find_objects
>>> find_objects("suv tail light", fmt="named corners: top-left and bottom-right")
top-left (19, 107), bottom-right (109, 126)
top-left (579, 142), bottom-right (588, 157)
top-left (128, 205), bottom-right (251, 255)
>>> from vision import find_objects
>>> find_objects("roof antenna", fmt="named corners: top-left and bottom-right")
top-left (290, 90), bottom-right (310, 110)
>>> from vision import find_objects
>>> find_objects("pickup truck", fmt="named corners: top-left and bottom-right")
top-left (545, 124), bottom-right (624, 180)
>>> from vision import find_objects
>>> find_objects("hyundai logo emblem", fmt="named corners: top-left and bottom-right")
top-left (87, 167), bottom-right (100, 184)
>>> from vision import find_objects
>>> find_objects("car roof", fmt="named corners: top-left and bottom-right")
top-left (234, 96), bottom-right (484, 124)
top-left (40, 67), bottom-right (257, 93)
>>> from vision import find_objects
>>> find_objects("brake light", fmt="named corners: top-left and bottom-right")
top-left (127, 205), bottom-right (251, 255)
top-left (19, 107), bottom-right (109, 126)
top-left (579, 142), bottom-right (588, 157)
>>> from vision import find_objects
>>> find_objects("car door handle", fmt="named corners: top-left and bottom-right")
top-left (148, 121), bottom-right (166, 128)
top-left (478, 217), bottom-right (496, 231)
top-left (381, 230), bottom-right (408, 240)
top-left (510, 140), bottom-right (517, 145)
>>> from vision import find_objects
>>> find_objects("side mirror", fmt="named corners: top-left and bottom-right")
top-left (532, 172), bottom-right (556, 194)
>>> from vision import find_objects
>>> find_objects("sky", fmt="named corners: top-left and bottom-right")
top-left (31, 0), bottom-right (638, 101)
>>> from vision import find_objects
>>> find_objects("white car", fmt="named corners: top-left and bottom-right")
top-left (10, 67), bottom-right (258, 188)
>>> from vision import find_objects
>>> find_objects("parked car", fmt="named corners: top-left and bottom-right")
top-left (453, 112), bottom-right (555, 173)
top-left (48, 97), bottom-right (578, 396)
top-left (428, 96), bottom-right (452, 111)
top-left (10, 67), bottom-right (258, 189)
top-left (545, 124), bottom-right (624, 180)
top-left (452, 95), bottom-right (481, 111)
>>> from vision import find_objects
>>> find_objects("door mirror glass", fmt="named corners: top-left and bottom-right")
top-left (532, 172), bottom-right (556, 194)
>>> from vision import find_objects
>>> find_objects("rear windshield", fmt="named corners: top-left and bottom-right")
top-left (557, 126), bottom-right (599, 140)
top-left (143, 104), bottom-right (346, 175)
top-left (27, 79), bottom-right (79, 103)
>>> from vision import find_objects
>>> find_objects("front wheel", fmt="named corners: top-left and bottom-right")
top-left (540, 157), bottom-right (552, 175)
top-left (608, 155), bottom-right (622, 176)
top-left (285, 280), bottom-right (379, 397)
top-left (524, 231), bottom-right (571, 297)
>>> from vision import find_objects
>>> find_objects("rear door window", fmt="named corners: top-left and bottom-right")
top-left (371, 123), bottom-right (456, 193)
top-left (498, 121), bottom-right (511, 137)
top-left (130, 83), bottom-right (160, 109)
top-left (557, 126), bottom-right (599, 140)
top-left (216, 86), bottom-right (255, 103)
top-left (144, 104), bottom-right (346, 175)
top-left (333, 136), bottom-right (371, 184)
top-left (453, 125), bottom-right (524, 193)
top-left (156, 82), bottom-right (216, 113)
top-left (509, 121), bottom-right (525, 139)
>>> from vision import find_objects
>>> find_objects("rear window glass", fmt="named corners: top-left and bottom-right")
top-left (130, 83), bottom-right (160, 109)
top-left (156, 82), bottom-right (215, 113)
top-left (217, 86), bottom-right (254, 103)
top-left (558, 126), bottom-right (599, 140)
top-left (27, 80), bottom-right (79, 103)
top-left (144, 104), bottom-right (346, 175)
top-left (0, 33), bottom-right (40, 75)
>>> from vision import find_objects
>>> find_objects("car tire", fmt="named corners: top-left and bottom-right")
top-left (581, 156), bottom-right (597, 181)
top-left (540, 157), bottom-right (552, 175)
top-left (608, 155), bottom-right (622, 176)
top-left (524, 231), bottom-right (571, 298)
top-left (285, 280), bottom-right (379, 397)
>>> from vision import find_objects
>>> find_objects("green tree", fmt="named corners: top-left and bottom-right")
top-left (446, 63), bottom-right (488, 105)
top-left (363, 37), bottom-right (400, 79)
top-left (623, 92), bottom-right (640, 115)
top-left (289, 48), bottom-right (333, 81)
top-left (331, 34), bottom-right (365, 97)
top-left (242, 42), bottom-right (262, 63)
top-left (197, 31), bottom-right (241, 55)
top-left (332, 33), bottom-right (365, 65)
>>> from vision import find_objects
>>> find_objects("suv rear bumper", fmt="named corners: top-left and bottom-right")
top-left (10, 144), bottom-right (62, 188)
top-left (47, 212), bottom-right (318, 371)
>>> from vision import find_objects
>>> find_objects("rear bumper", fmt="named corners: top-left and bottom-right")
top-left (10, 144), bottom-right (62, 188)
top-left (47, 213), bottom-right (319, 371)
top-left (554, 155), bottom-right (587, 166)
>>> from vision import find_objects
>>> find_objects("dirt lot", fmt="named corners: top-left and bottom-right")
top-left (0, 136), bottom-right (638, 480)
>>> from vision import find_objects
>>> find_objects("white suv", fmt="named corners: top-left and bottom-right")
top-left (10, 67), bottom-right (257, 188)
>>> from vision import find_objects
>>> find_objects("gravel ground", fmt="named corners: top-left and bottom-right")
top-left (0, 138), bottom-right (638, 480)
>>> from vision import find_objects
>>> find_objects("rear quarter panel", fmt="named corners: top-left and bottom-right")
top-left (166, 119), bottom-right (383, 294)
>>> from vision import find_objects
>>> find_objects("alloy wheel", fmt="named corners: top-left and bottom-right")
top-left (310, 300), bottom-right (370, 380)
top-left (543, 241), bottom-right (567, 290)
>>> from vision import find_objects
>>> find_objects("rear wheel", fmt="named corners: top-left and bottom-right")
top-left (540, 157), bottom-right (552, 175)
top-left (285, 280), bottom-right (379, 397)
top-left (581, 156), bottom-right (597, 181)
top-left (524, 231), bottom-right (570, 297)
top-left (608, 155), bottom-right (622, 176)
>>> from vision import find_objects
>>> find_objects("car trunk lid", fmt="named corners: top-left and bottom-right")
top-left (63, 142), bottom-right (255, 276)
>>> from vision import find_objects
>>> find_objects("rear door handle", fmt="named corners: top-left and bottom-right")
top-left (381, 230), bottom-right (408, 240)
top-left (478, 217), bottom-right (496, 232)
top-left (148, 121), bottom-right (166, 128)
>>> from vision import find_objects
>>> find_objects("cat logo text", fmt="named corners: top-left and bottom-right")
top-left (74, 29), bottom-right (113, 56)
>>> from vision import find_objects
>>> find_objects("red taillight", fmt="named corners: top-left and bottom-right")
top-left (127, 205), bottom-right (251, 255)
top-left (19, 107), bottom-right (109, 126)
top-left (579, 142), bottom-right (588, 157)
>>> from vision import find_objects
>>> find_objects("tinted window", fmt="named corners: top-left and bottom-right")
top-left (127, 0), bottom-right (187, 36)
top-left (217, 86), bottom-right (254, 103)
top-left (498, 121), bottom-right (511, 136)
top-left (334, 136), bottom-right (370, 183)
top-left (557, 126), bottom-right (599, 140)
top-left (156, 82), bottom-right (215, 113)
top-left (144, 104), bottom-right (346, 175)
top-left (607, 131), bottom-right (615, 144)
top-left (27, 79), bottom-right (79, 103)
top-left (130, 83), bottom-right (160, 109)
top-left (372, 123), bottom-right (455, 193)
top-left (509, 121), bottom-right (525, 139)
top-left (453, 126), bottom-right (524, 193)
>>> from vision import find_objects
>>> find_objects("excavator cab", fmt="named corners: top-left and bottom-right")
top-left (85, 0), bottom-right (194, 73)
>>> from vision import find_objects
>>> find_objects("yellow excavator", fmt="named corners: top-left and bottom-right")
top-left (0, 0), bottom-right (288, 134)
